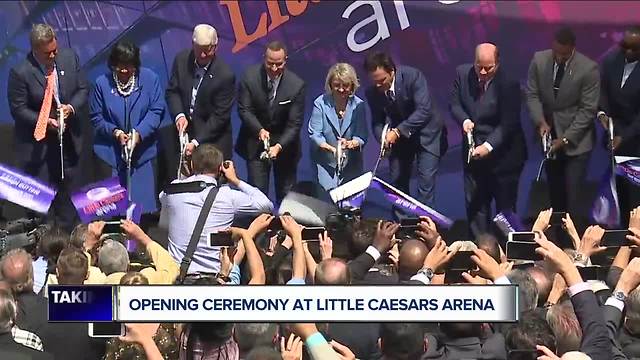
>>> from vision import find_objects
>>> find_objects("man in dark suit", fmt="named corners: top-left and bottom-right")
top-left (364, 52), bottom-right (445, 217)
top-left (0, 289), bottom-right (53, 360)
top-left (599, 25), bottom-right (640, 226)
top-left (236, 41), bottom-right (305, 203)
top-left (8, 24), bottom-right (88, 230)
top-left (526, 27), bottom-right (599, 217)
top-left (166, 24), bottom-right (235, 159)
top-left (450, 43), bottom-right (526, 238)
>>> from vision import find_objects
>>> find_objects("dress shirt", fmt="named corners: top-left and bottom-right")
top-left (267, 73), bottom-right (282, 103)
top-left (32, 257), bottom-right (47, 294)
top-left (174, 60), bottom-right (212, 147)
top-left (160, 174), bottom-right (273, 274)
top-left (622, 60), bottom-right (638, 88)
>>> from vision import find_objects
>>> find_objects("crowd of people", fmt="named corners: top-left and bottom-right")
top-left (2, 193), bottom-right (640, 359)
top-left (2, 16), bottom-right (640, 360)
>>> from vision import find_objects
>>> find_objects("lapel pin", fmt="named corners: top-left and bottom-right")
top-left (208, 74), bottom-right (213, 79)
top-left (60, 70), bottom-right (65, 76)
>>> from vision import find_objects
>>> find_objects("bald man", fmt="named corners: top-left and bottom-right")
top-left (315, 258), bottom-right (351, 285)
top-left (450, 43), bottom-right (526, 239)
top-left (398, 240), bottom-right (428, 281)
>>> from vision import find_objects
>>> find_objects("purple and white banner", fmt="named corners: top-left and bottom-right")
top-left (370, 177), bottom-right (454, 229)
top-left (71, 177), bottom-right (128, 223)
top-left (616, 157), bottom-right (640, 187)
top-left (493, 211), bottom-right (526, 236)
top-left (0, 164), bottom-right (57, 214)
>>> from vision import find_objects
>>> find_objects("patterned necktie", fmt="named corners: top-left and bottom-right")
top-left (267, 79), bottom-right (276, 106)
top-left (385, 89), bottom-right (395, 102)
top-left (34, 67), bottom-right (54, 141)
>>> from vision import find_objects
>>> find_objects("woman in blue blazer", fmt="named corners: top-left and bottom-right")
top-left (90, 40), bottom-right (164, 214)
top-left (308, 63), bottom-right (368, 190)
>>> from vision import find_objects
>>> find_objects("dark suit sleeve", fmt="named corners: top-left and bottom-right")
top-left (278, 82), bottom-right (305, 149)
top-left (67, 51), bottom-right (89, 114)
top-left (563, 62), bottom-right (600, 145)
top-left (571, 290), bottom-right (611, 359)
top-left (396, 70), bottom-right (433, 138)
top-left (238, 75), bottom-right (264, 136)
top-left (195, 72), bottom-right (235, 144)
top-left (134, 74), bottom-right (164, 140)
top-left (348, 252), bottom-right (376, 281)
top-left (366, 89), bottom-right (386, 142)
top-left (604, 303), bottom-right (629, 360)
top-left (165, 54), bottom-right (184, 121)
top-left (485, 79), bottom-right (521, 150)
top-left (8, 68), bottom-right (39, 128)
top-left (449, 68), bottom-right (471, 125)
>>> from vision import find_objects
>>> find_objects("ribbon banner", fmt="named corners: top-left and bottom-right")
top-left (369, 177), bottom-right (454, 229)
top-left (0, 164), bottom-right (57, 214)
top-left (493, 211), bottom-right (526, 236)
top-left (71, 177), bottom-right (128, 223)
top-left (616, 157), bottom-right (640, 187)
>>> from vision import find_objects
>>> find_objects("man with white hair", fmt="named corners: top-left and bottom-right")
top-left (166, 24), bottom-right (235, 159)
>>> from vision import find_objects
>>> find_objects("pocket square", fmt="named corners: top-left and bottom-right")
top-left (278, 100), bottom-right (292, 105)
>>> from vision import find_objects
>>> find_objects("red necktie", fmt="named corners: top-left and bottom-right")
top-left (34, 68), bottom-right (54, 141)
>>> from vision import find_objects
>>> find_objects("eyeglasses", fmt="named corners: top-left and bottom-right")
top-left (266, 61), bottom-right (286, 70)
top-left (474, 64), bottom-right (496, 73)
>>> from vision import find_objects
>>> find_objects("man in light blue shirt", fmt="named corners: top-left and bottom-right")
top-left (160, 144), bottom-right (273, 275)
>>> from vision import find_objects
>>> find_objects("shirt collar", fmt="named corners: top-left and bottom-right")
top-left (33, 53), bottom-right (55, 73)
top-left (390, 73), bottom-right (396, 93)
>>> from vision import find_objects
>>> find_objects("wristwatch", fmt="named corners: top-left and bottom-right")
top-left (612, 290), bottom-right (628, 302)
top-left (418, 267), bottom-right (434, 281)
top-left (572, 252), bottom-right (586, 263)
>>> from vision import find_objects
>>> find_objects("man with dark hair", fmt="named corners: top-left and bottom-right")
top-left (505, 310), bottom-right (556, 360)
top-left (166, 24), bottom-right (235, 159)
top-left (236, 40), bottom-right (306, 203)
top-left (234, 323), bottom-right (278, 358)
top-left (380, 323), bottom-right (424, 359)
top-left (598, 25), bottom-right (640, 227)
top-left (476, 233), bottom-right (501, 263)
top-left (8, 23), bottom-right (89, 230)
top-left (160, 144), bottom-right (272, 275)
top-left (450, 43), bottom-right (526, 238)
top-left (526, 27), bottom-right (599, 217)
top-left (56, 247), bottom-right (88, 285)
top-left (527, 265), bottom-right (553, 307)
top-left (364, 51), bottom-right (445, 217)
top-left (507, 269), bottom-right (539, 314)
top-left (424, 322), bottom-right (506, 359)
top-left (0, 289), bottom-right (53, 359)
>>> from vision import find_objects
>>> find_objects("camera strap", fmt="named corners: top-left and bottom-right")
top-left (177, 185), bottom-right (220, 284)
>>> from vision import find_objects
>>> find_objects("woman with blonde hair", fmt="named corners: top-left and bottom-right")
top-left (308, 63), bottom-right (368, 190)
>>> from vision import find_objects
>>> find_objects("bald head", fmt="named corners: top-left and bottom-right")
top-left (474, 43), bottom-right (499, 82)
top-left (315, 258), bottom-right (351, 285)
top-left (398, 240), bottom-right (428, 280)
top-left (0, 249), bottom-right (34, 294)
top-left (527, 266), bottom-right (553, 306)
top-left (561, 352), bottom-right (591, 360)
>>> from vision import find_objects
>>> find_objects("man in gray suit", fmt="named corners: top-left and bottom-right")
top-left (526, 27), bottom-right (599, 217)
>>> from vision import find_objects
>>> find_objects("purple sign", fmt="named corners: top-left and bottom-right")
top-left (370, 177), bottom-right (454, 229)
top-left (0, 164), bottom-right (57, 214)
top-left (493, 211), bottom-right (526, 236)
top-left (71, 177), bottom-right (128, 223)
top-left (616, 158), bottom-right (640, 187)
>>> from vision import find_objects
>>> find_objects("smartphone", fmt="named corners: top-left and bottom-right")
top-left (301, 227), bottom-right (325, 240)
top-left (444, 269), bottom-right (466, 284)
top-left (447, 251), bottom-right (475, 271)
top-left (102, 221), bottom-right (122, 234)
top-left (209, 232), bottom-right (234, 247)
top-left (601, 230), bottom-right (632, 247)
top-left (269, 218), bottom-right (283, 232)
top-left (506, 241), bottom-right (543, 261)
top-left (578, 266), bottom-right (608, 281)
top-left (88, 322), bottom-right (125, 338)
top-left (508, 232), bottom-right (538, 243)
top-left (550, 212), bottom-right (567, 225)
top-left (400, 218), bottom-right (420, 226)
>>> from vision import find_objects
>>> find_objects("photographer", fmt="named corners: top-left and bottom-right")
top-left (160, 144), bottom-right (273, 275)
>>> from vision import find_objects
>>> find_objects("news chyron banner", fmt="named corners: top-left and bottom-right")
top-left (48, 285), bottom-right (518, 322)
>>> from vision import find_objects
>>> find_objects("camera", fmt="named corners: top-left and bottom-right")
top-left (0, 218), bottom-right (44, 257)
top-left (325, 207), bottom-right (361, 242)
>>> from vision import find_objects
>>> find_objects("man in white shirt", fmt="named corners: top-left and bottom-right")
top-left (160, 144), bottom-right (273, 275)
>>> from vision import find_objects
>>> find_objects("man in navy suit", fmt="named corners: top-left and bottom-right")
top-left (450, 43), bottom-right (526, 238)
top-left (599, 25), bottom-right (640, 226)
top-left (364, 52), bottom-right (445, 215)
top-left (7, 24), bottom-right (88, 229)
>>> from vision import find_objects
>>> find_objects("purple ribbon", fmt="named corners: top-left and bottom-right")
top-left (71, 177), bottom-right (128, 223)
top-left (0, 164), bottom-right (57, 214)
top-left (125, 203), bottom-right (143, 252)
top-left (592, 164), bottom-right (621, 227)
top-left (370, 177), bottom-right (453, 229)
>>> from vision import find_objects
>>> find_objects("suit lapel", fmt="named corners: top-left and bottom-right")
top-left (324, 95), bottom-right (341, 135)
top-left (622, 58), bottom-right (640, 91)
top-left (194, 57), bottom-right (216, 108)
top-left (272, 71), bottom-right (288, 107)
top-left (56, 58), bottom-right (66, 103)
top-left (340, 97), bottom-right (356, 135)
top-left (127, 79), bottom-right (143, 128)
top-left (28, 54), bottom-right (45, 89)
